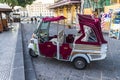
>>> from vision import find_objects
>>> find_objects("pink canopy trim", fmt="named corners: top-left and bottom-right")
top-left (42, 16), bottom-right (66, 22)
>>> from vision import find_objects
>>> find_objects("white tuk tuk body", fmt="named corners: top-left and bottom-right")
top-left (28, 15), bottom-right (108, 69)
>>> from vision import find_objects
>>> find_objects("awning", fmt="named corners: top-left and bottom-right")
top-left (0, 3), bottom-right (12, 12)
top-left (49, 0), bottom-right (80, 9)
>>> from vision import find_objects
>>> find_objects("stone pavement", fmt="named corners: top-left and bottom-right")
top-left (0, 23), bottom-right (24, 80)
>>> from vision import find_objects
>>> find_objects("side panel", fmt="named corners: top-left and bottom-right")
top-left (87, 53), bottom-right (106, 61)
top-left (71, 43), bottom-right (107, 61)
top-left (74, 44), bottom-right (101, 51)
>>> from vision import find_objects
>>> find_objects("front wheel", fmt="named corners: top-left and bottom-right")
top-left (29, 49), bottom-right (38, 58)
top-left (73, 57), bottom-right (87, 70)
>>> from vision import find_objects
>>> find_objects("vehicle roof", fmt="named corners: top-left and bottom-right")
top-left (76, 14), bottom-right (107, 45)
top-left (42, 16), bottom-right (66, 22)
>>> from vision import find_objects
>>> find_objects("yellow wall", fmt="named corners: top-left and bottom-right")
top-left (71, 5), bottom-right (76, 23)
top-left (104, 3), bottom-right (120, 13)
top-left (57, 8), bottom-right (60, 16)
top-left (111, 0), bottom-right (120, 3)
top-left (84, 4), bottom-right (120, 14)
top-left (63, 7), bottom-right (67, 24)
top-left (103, 3), bottom-right (120, 32)
top-left (55, 9), bottom-right (57, 16)
top-left (53, 4), bottom-right (85, 26)
top-left (117, 0), bottom-right (120, 3)
top-left (54, 5), bottom-right (77, 25)
top-left (84, 8), bottom-right (92, 15)
top-left (63, 7), bottom-right (67, 18)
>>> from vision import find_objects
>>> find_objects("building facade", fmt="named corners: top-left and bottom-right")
top-left (84, 0), bottom-right (120, 14)
top-left (50, 0), bottom-right (80, 25)
top-left (26, 2), bottom-right (54, 17)
top-left (50, 0), bottom-right (120, 25)
top-left (104, 0), bottom-right (120, 13)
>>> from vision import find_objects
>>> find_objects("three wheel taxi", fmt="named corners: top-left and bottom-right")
top-left (28, 14), bottom-right (108, 70)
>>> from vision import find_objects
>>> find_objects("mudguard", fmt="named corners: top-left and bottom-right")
top-left (70, 54), bottom-right (90, 63)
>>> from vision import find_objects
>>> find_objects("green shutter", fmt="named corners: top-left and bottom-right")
top-left (106, 0), bottom-right (110, 6)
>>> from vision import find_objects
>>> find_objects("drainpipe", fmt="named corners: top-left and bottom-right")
top-left (80, 0), bottom-right (85, 14)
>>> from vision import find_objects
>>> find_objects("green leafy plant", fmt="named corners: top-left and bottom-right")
top-left (0, 0), bottom-right (35, 8)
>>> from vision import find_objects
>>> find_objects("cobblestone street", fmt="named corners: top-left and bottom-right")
top-left (22, 23), bottom-right (120, 80)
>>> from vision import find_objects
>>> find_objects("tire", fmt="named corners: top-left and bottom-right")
top-left (73, 57), bottom-right (87, 70)
top-left (29, 49), bottom-right (38, 58)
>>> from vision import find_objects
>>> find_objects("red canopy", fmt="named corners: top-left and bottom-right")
top-left (75, 14), bottom-right (107, 45)
top-left (42, 16), bottom-right (66, 22)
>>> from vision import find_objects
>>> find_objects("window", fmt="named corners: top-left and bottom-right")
top-left (40, 22), bottom-right (49, 30)
top-left (82, 25), bottom-right (97, 43)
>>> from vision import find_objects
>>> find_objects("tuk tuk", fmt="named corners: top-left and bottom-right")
top-left (28, 14), bottom-right (107, 69)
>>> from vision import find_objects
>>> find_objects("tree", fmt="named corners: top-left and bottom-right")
top-left (0, 0), bottom-right (35, 8)
top-left (0, 0), bottom-right (18, 8)
top-left (17, 0), bottom-right (35, 7)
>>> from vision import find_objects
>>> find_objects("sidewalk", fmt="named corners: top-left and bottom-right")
top-left (0, 23), bottom-right (24, 80)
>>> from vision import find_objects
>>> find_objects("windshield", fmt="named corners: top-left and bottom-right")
top-left (34, 19), bottom-right (50, 34)
top-left (34, 20), bottom-right (50, 42)
top-left (37, 19), bottom-right (42, 28)
top-left (40, 22), bottom-right (49, 29)
top-left (112, 12), bottom-right (120, 24)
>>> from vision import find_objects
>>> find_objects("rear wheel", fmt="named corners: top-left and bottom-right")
top-left (29, 49), bottom-right (38, 58)
top-left (73, 57), bottom-right (87, 70)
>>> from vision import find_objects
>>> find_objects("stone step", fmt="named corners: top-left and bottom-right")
top-left (10, 23), bottom-right (25, 80)
top-left (10, 23), bottom-right (37, 80)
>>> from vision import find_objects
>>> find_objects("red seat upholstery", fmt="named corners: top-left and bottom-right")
top-left (60, 43), bottom-right (72, 59)
top-left (66, 34), bottom-right (74, 43)
top-left (39, 42), bottom-right (57, 57)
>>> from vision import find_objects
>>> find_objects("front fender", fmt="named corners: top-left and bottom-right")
top-left (28, 43), bottom-right (34, 50)
top-left (70, 54), bottom-right (90, 63)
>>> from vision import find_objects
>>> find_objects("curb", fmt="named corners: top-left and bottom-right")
top-left (10, 23), bottom-right (25, 80)
top-left (21, 23), bottom-right (37, 80)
